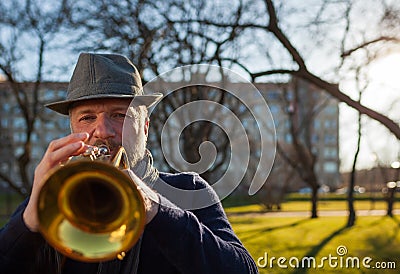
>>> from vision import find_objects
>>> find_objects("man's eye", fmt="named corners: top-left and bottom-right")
top-left (79, 115), bottom-right (96, 122)
top-left (112, 113), bottom-right (126, 119)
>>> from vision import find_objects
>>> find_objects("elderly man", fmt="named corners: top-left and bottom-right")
top-left (0, 53), bottom-right (258, 274)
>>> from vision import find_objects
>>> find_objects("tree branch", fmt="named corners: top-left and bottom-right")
top-left (341, 36), bottom-right (400, 58)
top-left (258, 0), bottom-right (400, 140)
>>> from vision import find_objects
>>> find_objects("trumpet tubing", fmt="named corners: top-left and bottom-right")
top-left (37, 146), bottom-right (145, 262)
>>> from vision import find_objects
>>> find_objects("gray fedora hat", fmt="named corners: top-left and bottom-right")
top-left (45, 52), bottom-right (163, 115)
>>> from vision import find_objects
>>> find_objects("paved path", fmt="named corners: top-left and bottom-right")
top-left (228, 209), bottom-right (400, 218)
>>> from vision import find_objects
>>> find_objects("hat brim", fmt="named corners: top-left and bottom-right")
top-left (45, 93), bottom-right (163, 115)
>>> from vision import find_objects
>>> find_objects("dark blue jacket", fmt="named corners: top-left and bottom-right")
top-left (0, 172), bottom-right (258, 273)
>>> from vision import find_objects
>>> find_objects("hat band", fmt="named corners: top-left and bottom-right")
top-left (67, 83), bottom-right (142, 100)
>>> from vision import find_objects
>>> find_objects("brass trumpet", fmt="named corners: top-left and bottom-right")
top-left (37, 145), bottom-right (146, 262)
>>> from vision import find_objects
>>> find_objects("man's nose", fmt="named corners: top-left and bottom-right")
top-left (93, 115), bottom-right (115, 139)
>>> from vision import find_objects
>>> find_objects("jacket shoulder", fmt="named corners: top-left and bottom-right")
top-left (158, 172), bottom-right (209, 191)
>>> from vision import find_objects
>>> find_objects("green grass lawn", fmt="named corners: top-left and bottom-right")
top-left (229, 211), bottom-right (400, 273)
top-left (225, 200), bottom-right (400, 214)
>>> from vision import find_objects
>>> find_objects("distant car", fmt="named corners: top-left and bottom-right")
top-left (335, 186), bottom-right (365, 194)
top-left (298, 187), bottom-right (312, 194)
top-left (298, 185), bottom-right (330, 194)
top-left (353, 185), bottom-right (366, 194)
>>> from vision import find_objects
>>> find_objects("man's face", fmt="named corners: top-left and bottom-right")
top-left (69, 98), bottom-right (148, 166)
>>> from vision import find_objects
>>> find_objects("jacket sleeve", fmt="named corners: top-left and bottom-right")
top-left (146, 173), bottom-right (258, 274)
top-left (0, 199), bottom-right (45, 274)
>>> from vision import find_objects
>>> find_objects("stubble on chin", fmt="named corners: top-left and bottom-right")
top-left (127, 138), bottom-right (147, 168)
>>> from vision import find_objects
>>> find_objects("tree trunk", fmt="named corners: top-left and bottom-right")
top-left (347, 106), bottom-right (362, 227)
top-left (387, 188), bottom-right (395, 217)
top-left (347, 179), bottom-right (356, 227)
top-left (311, 186), bottom-right (318, 218)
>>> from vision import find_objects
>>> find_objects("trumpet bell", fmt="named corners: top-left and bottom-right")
top-left (37, 159), bottom-right (145, 262)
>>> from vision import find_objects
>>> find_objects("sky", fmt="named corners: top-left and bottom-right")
top-left (339, 53), bottom-right (400, 171)
top-left (2, 0), bottom-right (399, 173)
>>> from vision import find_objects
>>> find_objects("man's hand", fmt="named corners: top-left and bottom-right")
top-left (23, 133), bottom-right (89, 232)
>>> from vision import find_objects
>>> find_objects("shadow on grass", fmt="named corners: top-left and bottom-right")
top-left (291, 216), bottom-right (400, 274)
top-left (390, 215), bottom-right (400, 226)
top-left (362, 216), bottom-right (400, 262)
top-left (291, 226), bottom-right (349, 274)
top-left (239, 218), bottom-right (310, 242)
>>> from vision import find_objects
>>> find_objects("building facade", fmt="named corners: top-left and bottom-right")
top-left (0, 77), bottom-right (340, 195)
top-left (0, 81), bottom-right (69, 190)
top-left (255, 79), bottom-right (341, 190)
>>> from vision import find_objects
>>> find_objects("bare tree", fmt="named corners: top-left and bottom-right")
top-left (346, 68), bottom-right (368, 226)
top-left (68, 0), bottom-right (186, 77)
top-left (251, 0), bottom-right (399, 139)
top-left (258, 156), bottom-right (295, 211)
top-left (168, 0), bottom-right (399, 138)
top-left (161, 0), bottom-right (399, 214)
top-left (273, 78), bottom-right (332, 218)
top-left (69, 0), bottom-right (256, 187)
top-left (0, 0), bottom-right (71, 196)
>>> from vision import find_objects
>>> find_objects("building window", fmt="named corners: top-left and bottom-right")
top-left (32, 146), bottom-right (44, 159)
top-left (45, 134), bottom-right (54, 144)
top-left (311, 134), bottom-right (319, 143)
top-left (13, 117), bottom-right (25, 128)
top-left (3, 103), bottom-right (11, 112)
top-left (314, 120), bottom-right (320, 130)
top-left (31, 132), bottom-right (39, 142)
top-left (0, 163), bottom-right (9, 173)
top-left (324, 104), bottom-right (337, 115)
top-left (15, 146), bottom-right (24, 157)
top-left (13, 132), bottom-right (26, 143)
top-left (324, 119), bottom-right (336, 129)
top-left (266, 91), bottom-right (280, 100)
top-left (324, 134), bottom-right (336, 144)
top-left (42, 89), bottom-right (57, 100)
top-left (323, 147), bottom-right (337, 158)
top-left (269, 105), bottom-right (280, 116)
top-left (323, 162), bottom-right (337, 173)
top-left (1, 118), bottom-right (9, 127)
top-left (285, 90), bottom-right (294, 100)
top-left (285, 133), bottom-right (292, 143)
